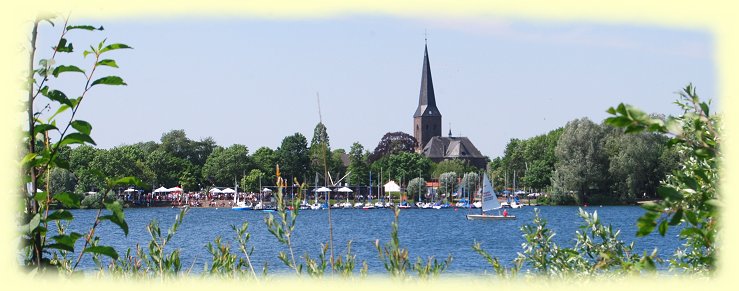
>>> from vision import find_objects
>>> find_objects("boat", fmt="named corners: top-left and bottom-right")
top-left (374, 201), bottom-right (385, 208)
top-left (398, 200), bottom-right (411, 209)
top-left (354, 202), bottom-right (364, 208)
top-left (231, 181), bottom-right (252, 210)
top-left (466, 174), bottom-right (516, 220)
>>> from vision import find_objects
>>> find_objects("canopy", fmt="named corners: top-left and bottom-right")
top-left (315, 187), bottom-right (331, 193)
top-left (337, 186), bottom-right (353, 193)
top-left (384, 181), bottom-right (401, 192)
top-left (261, 188), bottom-right (273, 193)
top-left (209, 188), bottom-right (222, 193)
top-left (221, 188), bottom-right (236, 194)
top-left (123, 188), bottom-right (137, 193)
top-left (154, 186), bottom-right (169, 193)
top-left (168, 187), bottom-right (183, 192)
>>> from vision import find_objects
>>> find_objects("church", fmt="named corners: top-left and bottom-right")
top-left (413, 44), bottom-right (488, 169)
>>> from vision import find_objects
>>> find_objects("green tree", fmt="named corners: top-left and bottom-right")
top-left (431, 159), bottom-right (475, 178)
top-left (461, 172), bottom-right (480, 196)
top-left (276, 133), bottom-right (310, 183)
top-left (406, 177), bottom-right (426, 201)
top-left (370, 152), bottom-right (432, 183)
top-left (202, 144), bottom-right (252, 186)
top-left (145, 149), bottom-right (190, 188)
top-left (606, 84), bottom-right (719, 272)
top-left (49, 168), bottom-right (77, 195)
top-left (240, 169), bottom-right (265, 193)
top-left (252, 146), bottom-right (277, 180)
top-left (552, 118), bottom-right (608, 203)
top-left (368, 132), bottom-right (417, 163)
top-left (347, 142), bottom-right (369, 186)
top-left (438, 172), bottom-right (458, 195)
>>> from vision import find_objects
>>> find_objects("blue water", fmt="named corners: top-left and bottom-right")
top-left (61, 206), bottom-right (681, 274)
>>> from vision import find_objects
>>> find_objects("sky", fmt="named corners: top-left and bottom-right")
top-left (35, 14), bottom-right (716, 158)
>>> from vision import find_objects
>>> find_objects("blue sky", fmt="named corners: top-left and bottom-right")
top-left (36, 14), bottom-right (716, 157)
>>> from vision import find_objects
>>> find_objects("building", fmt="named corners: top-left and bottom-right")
top-left (412, 44), bottom-right (488, 169)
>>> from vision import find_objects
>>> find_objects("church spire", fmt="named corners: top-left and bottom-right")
top-left (414, 44), bottom-right (440, 117)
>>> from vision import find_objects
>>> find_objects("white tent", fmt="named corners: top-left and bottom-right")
top-left (315, 187), bottom-right (331, 193)
top-left (209, 188), bottom-right (222, 193)
top-left (168, 187), bottom-right (183, 192)
top-left (337, 187), bottom-right (353, 193)
top-left (221, 188), bottom-right (236, 194)
top-left (384, 181), bottom-right (401, 192)
top-left (261, 188), bottom-right (273, 193)
top-left (154, 186), bottom-right (169, 193)
top-left (123, 188), bottom-right (137, 193)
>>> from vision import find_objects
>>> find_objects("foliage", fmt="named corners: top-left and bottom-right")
top-left (474, 208), bottom-right (658, 279)
top-left (240, 169), bottom-right (264, 193)
top-left (437, 172), bottom-right (458, 195)
top-left (347, 142), bottom-right (369, 186)
top-left (20, 16), bottom-right (134, 271)
top-left (252, 146), bottom-right (277, 181)
top-left (201, 144), bottom-right (252, 186)
top-left (552, 118), bottom-right (608, 203)
top-left (431, 159), bottom-right (476, 178)
top-left (368, 131), bottom-right (417, 163)
top-left (460, 172), bottom-right (480, 196)
top-left (605, 84), bottom-right (719, 273)
top-left (370, 152), bottom-right (432, 183)
top-left (275, 133), bottom-right (311, 183)
top-left (406, 177), bottom-right (426, 201)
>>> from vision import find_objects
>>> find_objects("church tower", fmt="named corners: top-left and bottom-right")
top-left (413, 44), bottom-right (442, 151)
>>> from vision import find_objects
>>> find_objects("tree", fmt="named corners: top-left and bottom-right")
top-left (145, 149), bottom-right (190, 188)
top-left (606, 84), bottom-right (719, 272)
top-left (49, 168), bottom-right (77, 195)
top-left (202, 144), bottom-right (252, 186)
top-left (552, 118), bottom-right (608, 203)
top-left (252, 146), bottom-right (277, 181)
top-left (370, 152), bottom-right (432, 183)
top-left (438, 172), bottom-right (458, 195)
top-left (368, 132), bottom-right (417, 163)
top-left (406, 177), bottom-right (426, 201)
top-left (240, 169), bottom-right (265, 193)
top-left (461, 172), bottom-right (481, 196)
top-left (276, 133), bottom-right (310, 183)
top-left (432, 159), bottom-right (476, 178)
top-left (347, 142), bottom-right (369, 186)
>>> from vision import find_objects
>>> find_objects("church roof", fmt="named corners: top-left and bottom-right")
top-left (421, 136), bottom-right (485, 159)
top-left (414, 44), bottom-right (441, 118)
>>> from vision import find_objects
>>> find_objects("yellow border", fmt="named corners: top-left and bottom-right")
top-left (1, 1), bottom-right (735, 291)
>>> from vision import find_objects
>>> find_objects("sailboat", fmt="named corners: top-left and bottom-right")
top-left (231, 181), bottom-right (252, 210)
top-left (466, 174), bottom-right (515, 220)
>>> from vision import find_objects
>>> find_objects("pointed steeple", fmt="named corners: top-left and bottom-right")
top-left (414, 44), bottom-right (441, 117)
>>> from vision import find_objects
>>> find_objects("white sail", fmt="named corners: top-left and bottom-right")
top-left (481, 174), bottom-right (500, 212)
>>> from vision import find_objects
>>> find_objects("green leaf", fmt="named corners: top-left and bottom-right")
top-left (21, 153), bottom-right (38, 168)
top-left (636, 212), bottom-right (658, 237)
top-left (29, 213), bottom-right (41, 233)
top-left (684, 210), bottom-right (698, 226)
top-left (99, 43), bottom-right (132, 54)
top-left (656, 186), bottom-right (683, 200)
top-left (46, 243), bottom-right (74, 252)
top-left (91, 76), bottom-right (127, 87)
top-left (66, 25), bottom-right (103, 31)
top-left (49, 232), bottom-right (83, 251)
top-left (54, 192), bottom-right (81, 208)
top-left (52, 65), bottom-right (85, 78)
top-left (102, 201), bottom-right (128, 236)
top-left (71, 120), bottom-right (92, 135)
top-left (46, 210), bottom-right (74, 221)
top-left (700, 102), bottom-right (710, 115)
top-left (658, 220), bottom-right (668, 236)
top-left (58, 132), bottom-right (96, 147)
top-left (110, 176), bottom-right (145, 188)
top-left (34, 190), bottom-right (48, 202)
top-left (33, 123), bottom-right (58, 135)
top-left (83, 246), bottom-right (119, 260)
top-left (669, 208), bottom-right (683, 226)
top-left (97, 59), bottom-right (119, 68)
top-left (44, 90), bottom-right (74, 107)
top-left (54, 38), bottom-right (73, 53)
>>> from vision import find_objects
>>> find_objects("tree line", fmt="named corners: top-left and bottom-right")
top-left (488, 117), bottom-right (679, 205)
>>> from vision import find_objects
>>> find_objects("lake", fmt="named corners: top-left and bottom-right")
top-left (64, 205), bottom-right (681, 274)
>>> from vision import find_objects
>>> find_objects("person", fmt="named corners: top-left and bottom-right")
top-left (503, 209), bottom-right (508, 217)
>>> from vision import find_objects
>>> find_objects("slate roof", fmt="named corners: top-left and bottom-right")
top-left (413, 44), bottom-right (441, 118)
top-left (421, 136), bottom-right (485, 159)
